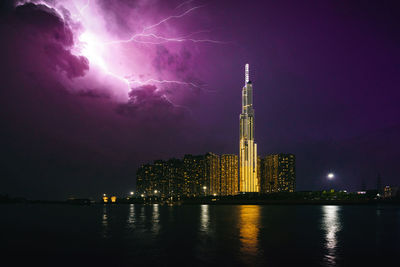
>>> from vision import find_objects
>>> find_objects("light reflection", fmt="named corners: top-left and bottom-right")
top-left (239, 205), bottom-right (260, 260)
top-left (200, 205), bottom-right (209, 233)
top-left (102, 205), bottom-right (109, 238)
top-left (126, 204), bottom-right (135, 229)
top-left (322, 205), bottom-right (341, 265)
top-left (152, 204), bottom-right (160, 234)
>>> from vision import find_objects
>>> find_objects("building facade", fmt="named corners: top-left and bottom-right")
top-left (136, 153), bottom-right (240, 197)
top-left (239, 64), bottom-right (259, 192)
top-left (220, 154), bottom-right (239, 196)
top-left (206, 153), bottom-right (220, 196)
top-left (261, 154), bottom-right (296, 193)
top-left (183, 154), bottom-right (206, 197)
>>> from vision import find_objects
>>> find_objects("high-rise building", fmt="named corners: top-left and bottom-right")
top-left (136, 159), bottom-right (183, 198)
top-left (220, 154), bottom-right (238, 196)
top-left (137, 152), bottom-right (241, 197)
top-left (263, 154), bottom-right (296, 193)
top-left (239, 64), bottom-right (259, 192)
top-left (259, 156), bottom-right (267, 193)
top-left (205, 152), bottom-right (220, 195)
top-left (183, 154), bottom-right (207, 197)
top-left (164, 159), bottom-right (184, 198)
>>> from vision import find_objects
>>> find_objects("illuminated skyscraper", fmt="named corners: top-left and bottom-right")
top-left (239, 64), bottom-right (259, 192)
top-left (220, 154), bottom-right (238, 196)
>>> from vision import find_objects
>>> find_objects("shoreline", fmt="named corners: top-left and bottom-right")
top-left (2, 199), bottom-right (400, 206)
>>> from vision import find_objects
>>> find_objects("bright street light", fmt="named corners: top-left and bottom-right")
top-left (327, 173), bottom-right (335, 179)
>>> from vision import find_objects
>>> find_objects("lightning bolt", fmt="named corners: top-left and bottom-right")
top-left (104, 31), bottom-right (227, 45)
top-left (142, 5), bottom-right (203, 32)
top-left (18, 0), bottom-right (220, 100)
top-left (175, 0), bottom-right (195, 10)
top-left (162, 95), bottom-right (193, 115)
top-left (102, 5), bottom-right (226, 45)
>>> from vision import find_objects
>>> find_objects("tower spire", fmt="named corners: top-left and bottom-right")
top-left (245, 63), bottom-right (249, 84)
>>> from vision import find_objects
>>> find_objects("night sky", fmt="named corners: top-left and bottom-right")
top-left (1, 0), bottom-right (399, 200)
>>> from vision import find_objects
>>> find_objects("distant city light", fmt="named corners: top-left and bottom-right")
top-left (154, 190), bottom-right (158, 194)
top-left (130, 191), bottom-right (134, 195)
top-left (213, 193), bottom-right (217, 196)
top-left (203, 186), bottom-right (207, 190)
top-left (103, 193), bottom-right (106, 196)
top-left (141, 194), bottom-right (144, 197)
top-left (327, 173), bottom-right (335, 179)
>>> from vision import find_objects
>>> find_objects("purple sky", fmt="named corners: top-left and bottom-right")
top-left (1, 0), bottom-right (399, 199)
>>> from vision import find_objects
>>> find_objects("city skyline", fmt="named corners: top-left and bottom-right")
top-left (1, 0), bottom-right (399, 199)
top-left (135, 151), bottom-right (296, 198)
top-left (1, 1), bottom-right (400, 266)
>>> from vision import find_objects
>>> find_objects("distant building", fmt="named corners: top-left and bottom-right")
top-left (164, 159), bottom-right (184, 198)
top-left (259, 157), bottom-right (268, 193)
top-left (220, 154), bottom-right (238, 196)
top-left (136, 159), bottom-right (183, 198)
top-left (206, 153), bottom-right (220, 196)
top-left (261, 154), bottom-right (296, 193)
top-left (136, 152), bottom-right (241, 197)
top-left (384, 186), bottom-right (399, 198)
top-left (183, 154), bottom-right (207, 197)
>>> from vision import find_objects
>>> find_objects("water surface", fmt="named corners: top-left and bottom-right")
top-left (1, 204), bottom-right (399, 266)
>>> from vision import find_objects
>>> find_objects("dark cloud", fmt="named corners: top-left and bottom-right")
top-left (77, 90), bottom-right (110, 99)
top-left (117, 85), bottom-right (186, 122)
top-left (153, 45), bottom-right (192, 73)
top-left (0, 2), bottom-right (204, 200)
top-left (0, 3), bottom-right (88, 79)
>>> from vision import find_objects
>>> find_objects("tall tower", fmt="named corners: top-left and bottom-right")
top-left (239, 64), bottom-right (259, 192)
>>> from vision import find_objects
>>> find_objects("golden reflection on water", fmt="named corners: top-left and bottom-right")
top-left (322, 205), bottom-right (341, 265)
top-left (239, 205), bottom-right (260, 258)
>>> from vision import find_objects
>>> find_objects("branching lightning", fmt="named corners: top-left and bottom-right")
top-left (77, 2), bottom-right (223, 94)
top-left (18, 0), bottom-right (221, 107)
top-left (175, 0), bottom-right (195, 10)
top-left (101, 5), bottom-right (226, 45)
top-left (143, 5), bottom-right (203, 32)
top-left (104, 32), bottom-right (227, 45)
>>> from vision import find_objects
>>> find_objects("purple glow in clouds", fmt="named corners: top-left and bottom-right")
top-left (16, 0), bottom-right (222, 102)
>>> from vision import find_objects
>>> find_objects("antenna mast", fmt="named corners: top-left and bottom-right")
top-left (245, 63), bottom-right (249, 84)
